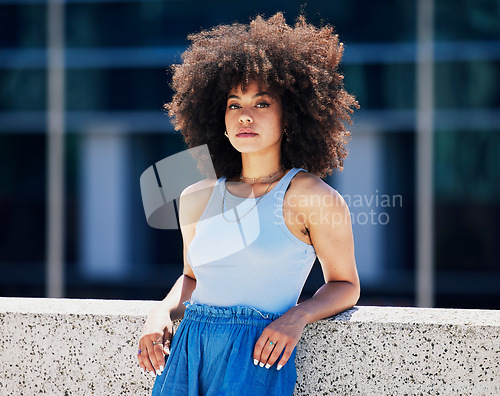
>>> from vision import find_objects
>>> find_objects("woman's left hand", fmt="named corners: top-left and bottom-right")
top-left (252, 308), bottom-right (308, 370)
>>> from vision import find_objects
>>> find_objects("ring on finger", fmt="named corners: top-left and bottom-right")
top-left (153, 341), bottom-right (162, 346)
top-left (138, 349), bottom-right (142, 355)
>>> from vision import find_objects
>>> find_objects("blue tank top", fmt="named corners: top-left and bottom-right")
top-left (187, 167), bottom-right (317, 314)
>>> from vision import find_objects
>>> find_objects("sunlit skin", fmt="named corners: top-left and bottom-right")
top-left (138, 80), bottom-right (360, 376)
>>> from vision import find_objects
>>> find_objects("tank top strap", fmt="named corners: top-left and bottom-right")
top-left (273, 167), bottom-right (305, 195)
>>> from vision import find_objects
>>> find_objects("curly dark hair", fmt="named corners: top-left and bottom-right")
top-left (165, 12), bottom-right (359, 179)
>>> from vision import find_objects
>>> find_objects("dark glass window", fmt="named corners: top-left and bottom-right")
top-left (435, 60), bottom-right (500, 109)
top-left (0, 5), bottom-right (46, 48)
top-left (66, 68), bottom-right (173, 111)
top-left (0, 69), bottom-right (46, 111)
top-left (343, 63), bottom-right (416, 110)
top-left (435, 0), bottom-right (500, 41)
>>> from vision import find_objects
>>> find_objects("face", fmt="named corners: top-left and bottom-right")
top-left (224, 80), bottom-right (284, 155)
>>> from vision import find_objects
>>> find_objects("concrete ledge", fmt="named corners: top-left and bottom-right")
top-left (0, 298), bottom-right (498, 395)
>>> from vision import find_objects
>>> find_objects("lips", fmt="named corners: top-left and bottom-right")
top-left (236, 128), bottom-right (258, 137)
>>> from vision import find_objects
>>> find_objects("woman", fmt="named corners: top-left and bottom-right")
top-left (138, 12), bottom-right (360, 395)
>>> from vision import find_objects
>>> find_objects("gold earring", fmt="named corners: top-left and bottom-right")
top-left (224, 131), bottom-right (229, 138)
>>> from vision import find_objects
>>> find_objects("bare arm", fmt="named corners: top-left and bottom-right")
top-left (137, 273), bottom-right (196, 376)
top-left (288, 186), bottom-right (360, 324)
top-left (137, 182), bottom-right (203, 375)
top-left (153, 221), bottom-right (199, 323)
top-left (164, 179), bottom-right (204, 320)
top-left (138, 179), bottom-right (216, 375)
top-left (160, 273), bottom-right (197, 321)
top-left (253, 176), bottom-right (360, 370)
top-left (137, 275), bottom-right (195, 377)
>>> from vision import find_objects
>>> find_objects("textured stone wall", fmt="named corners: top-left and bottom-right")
top-left (0, 298), bottom-right (498, 395)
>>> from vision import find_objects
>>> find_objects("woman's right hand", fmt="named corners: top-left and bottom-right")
top-left (137, 304), bottom-right (173, 377)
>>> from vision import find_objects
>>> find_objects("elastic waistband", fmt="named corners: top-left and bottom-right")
top-left (182, 300), bottom-right (282, 326)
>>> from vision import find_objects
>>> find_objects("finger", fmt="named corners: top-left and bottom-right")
top-left (256, 338), bottom-right (277, 367)
top-left (276, 345), bottom-right (294, 371)
top-left (163, 331), bottom-right (172, 355)
top-left (163, 338), bottom-right (171, 355)
top-left (153, 341), bottom-right (166, 373)
top-left (137, 347), bottom-right (146, 372)
top-left (138, 355), bottom-right (149, 374)
top-left (265, 342), bottom-right (286, 369)
top-left (137, 345), bottom-right (142, 364)
top-left (139, 346), bottom-right (157, 378)
top-left (137, 342), bottom-right (147, 367)
top-left (147, 340), bottom-right (164, 374)
top-left (146, 342), bottom-right (161, 374)
top-left (253, 333), bottom-right (270, 366)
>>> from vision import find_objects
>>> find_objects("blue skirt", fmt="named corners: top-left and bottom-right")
top-left (151, 300), bottom-right (297, 396)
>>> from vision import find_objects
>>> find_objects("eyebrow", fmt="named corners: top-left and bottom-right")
top-left (227, 91), bottom-right (272, 100)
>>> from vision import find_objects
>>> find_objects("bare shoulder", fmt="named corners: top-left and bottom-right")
top-left (179, 178), bottom-right (218, 228)
top-left (287, 171), bottom-right (348, 213)
top-left (181, 178), bottom-right (217, 198)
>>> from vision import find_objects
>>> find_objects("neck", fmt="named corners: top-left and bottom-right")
top-left (240, 153), bottom-right (283, 182)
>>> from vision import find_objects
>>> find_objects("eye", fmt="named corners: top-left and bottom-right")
top-left (228, 103), bottom-right (240, 110)
top-left (256, 102), bottom-right (270, 108)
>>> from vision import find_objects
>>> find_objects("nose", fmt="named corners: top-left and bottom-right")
top-left (239, 111), bottom-right (253, 124)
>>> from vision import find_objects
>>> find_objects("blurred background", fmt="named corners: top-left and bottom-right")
top-left (0, 0), bottom-right (499, 309)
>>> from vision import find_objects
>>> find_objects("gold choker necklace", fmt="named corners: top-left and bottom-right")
top-left (222, 166), bottom-right (287, 222)
top-left (239, 166), bottom-right (285, 184)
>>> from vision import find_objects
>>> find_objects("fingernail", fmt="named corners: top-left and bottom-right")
top-left (265, 363), bottom-right (271, 369)
top-left (149, 371), bottom-right (156, 378)
top-left (259, 362), bottom-right (264, 368)
top-left (277, 364), bottom-right (283, 371)
top-left (253, 359), bottom-right (258, 366)
top-left (156, 369), bottom-right (162, 376)
top-left (159, 365), bottom-right (164, 372)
